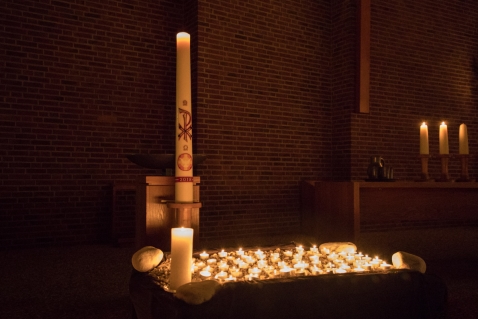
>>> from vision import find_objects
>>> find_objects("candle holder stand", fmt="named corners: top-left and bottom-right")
top-left (417, 154), bottom-right (433, 182)
top-left (455, 154), bottom-right (475, 182)
top-left (436, 154), bottom-right (452, 182)
top-left (167, 202), bottom-right (202, 226)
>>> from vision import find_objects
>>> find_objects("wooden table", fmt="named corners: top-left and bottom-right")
top-left (300, 180), bottom-right (478, 242)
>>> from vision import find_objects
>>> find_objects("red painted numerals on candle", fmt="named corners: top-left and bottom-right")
top-left (175, 177), bottom-right (194, 182)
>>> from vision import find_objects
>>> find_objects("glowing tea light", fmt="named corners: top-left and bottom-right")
top-left (257, 259), bottom-right (268, 268)
top-left (380, 262), bottom-right (392, 270)
top-left (295, 268), bottom-right (306, 276)
top-left (236, 248), bottom-right (244, 256)
top-left (355, 252), bottom-right (364, 260)
top-left (224, 275), bottom-right (236, 282)
top-left (254, 249), bottom-right (264, 258)
top-left (309, 245), bottom-right (319, 253)
top-left (280, 266), bottom-right (292, 277)
top-left (309, 255), bottom-right (319, 262)
top-left (199, 270), bottom-right (211, 279)
top-left (218, 250), bottom-right (227, 258)
top-left (353, 266), bottom-right (365, 273)
top-left (310, 265), bottom-right (322, 275)
top-left (199, 251), bottom-right (209, 260)
top-left (250, 267), bottom-right (261, 274)
top-left (268, 269), bottom-right (279, 279)
top-left (294, 262), bottom-right (309, 269)
top-left (218, 262), bottom-right (229, 272)
top-left (363, 255), bottom-right (372, 262)
top-left (340, 264), bottom-right (351, 271)
top-left (296, 245), bottom-right (304, 254)
top-left (327, 252), bottom-right (338, 261)
top-left (216, 271), bottom-right (228, 280)
top-left (283, 250), bottom-right (293, 257)
top-left (271, 253), bottom-right (281, 263)
top-left (230, 267), bottom-right (242, 278)
top-left (345, 255), bottom-right (355, 264)
top-left (206, 258), bottom-right (217, 265)
top-left (362, 263), bottom-right (372, 271)
top-left (333, 259), bottom-right (343, 266)
top-left (239, 261), bottom-right (249, 270)
top-left (334, 268), bottom-right (347, 274)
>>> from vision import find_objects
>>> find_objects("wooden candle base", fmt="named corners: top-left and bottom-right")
top-left (416, 155), bottom-right (433, 182)
top-left (436, 155), bottom-right (452, 182)
top-left (456, 154), bottom-right (475, 182)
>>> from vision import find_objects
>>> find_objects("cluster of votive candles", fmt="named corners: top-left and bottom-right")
top-left (188, 246), bottom-right (393, 283)
top-left (420, 122), bottom-right (469, 155)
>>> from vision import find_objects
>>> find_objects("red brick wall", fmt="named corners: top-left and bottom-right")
top-left (0, 0), bottom-right (184, 247)
top-left (194, 0), bottom-right (332, 242)
top-left (351, 0), bottom-right (478, 181)
top-left (1, 0), bottom-right (477, 248)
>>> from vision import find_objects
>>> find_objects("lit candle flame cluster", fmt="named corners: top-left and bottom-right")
top-left (149, 245), bottom-right (393, 290)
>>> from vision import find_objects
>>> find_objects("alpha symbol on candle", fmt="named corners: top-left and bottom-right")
top-left (178, 108), bottom-right (192, 141)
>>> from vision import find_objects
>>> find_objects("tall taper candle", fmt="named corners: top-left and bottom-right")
top-left (170, 227), bottom-right (193, 290)
top-left (459, 124), bottom-right (469, 154)
top-left (175, 32), bottom-right (194, 203)
top-left (439, 122), bottom-right (449, 154)
top-left (420, 122), bottom-right (429, 154)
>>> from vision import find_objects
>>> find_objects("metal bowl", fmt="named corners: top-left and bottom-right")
top-left (126, 154), bottom-right (207, 169)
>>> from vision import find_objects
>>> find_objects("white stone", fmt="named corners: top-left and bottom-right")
top-left (319, 242), bottom-right (357, 254)
top-left (175, 280), bottom-right (221, 305)
top-left (131, 246), bottom-right (164, 272)
top-left (392, 251), bottom-right (426, 273)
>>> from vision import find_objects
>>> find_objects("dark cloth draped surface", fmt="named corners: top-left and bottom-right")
top-left (130, 268), bottom-right (447, 319)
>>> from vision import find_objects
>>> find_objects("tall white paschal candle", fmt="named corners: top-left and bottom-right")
top-left (175, 32), bottom-right (194, 203)
top-left (170, 227), bottom-right (193, 290)
top-left (459, 123), bottom-right (469, 154)
top-left (420, 122), bottom-right (429, 154)
top-left (439, 122), bottom-right (449, 154)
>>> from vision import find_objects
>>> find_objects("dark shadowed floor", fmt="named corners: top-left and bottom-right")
top-left (0, 227), bottom-right (477, 319)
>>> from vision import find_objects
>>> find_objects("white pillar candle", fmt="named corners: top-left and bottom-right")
top-left (169, 227), bottom-right (193, 290)
top-left (459, 123), bottom-right (469, 154)
top-left (175, 32), bottom-right (194, 203)
top-left (420, 122), bottom-right (429, 154)
top-left (439, 122), bottom-right (449, 154)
